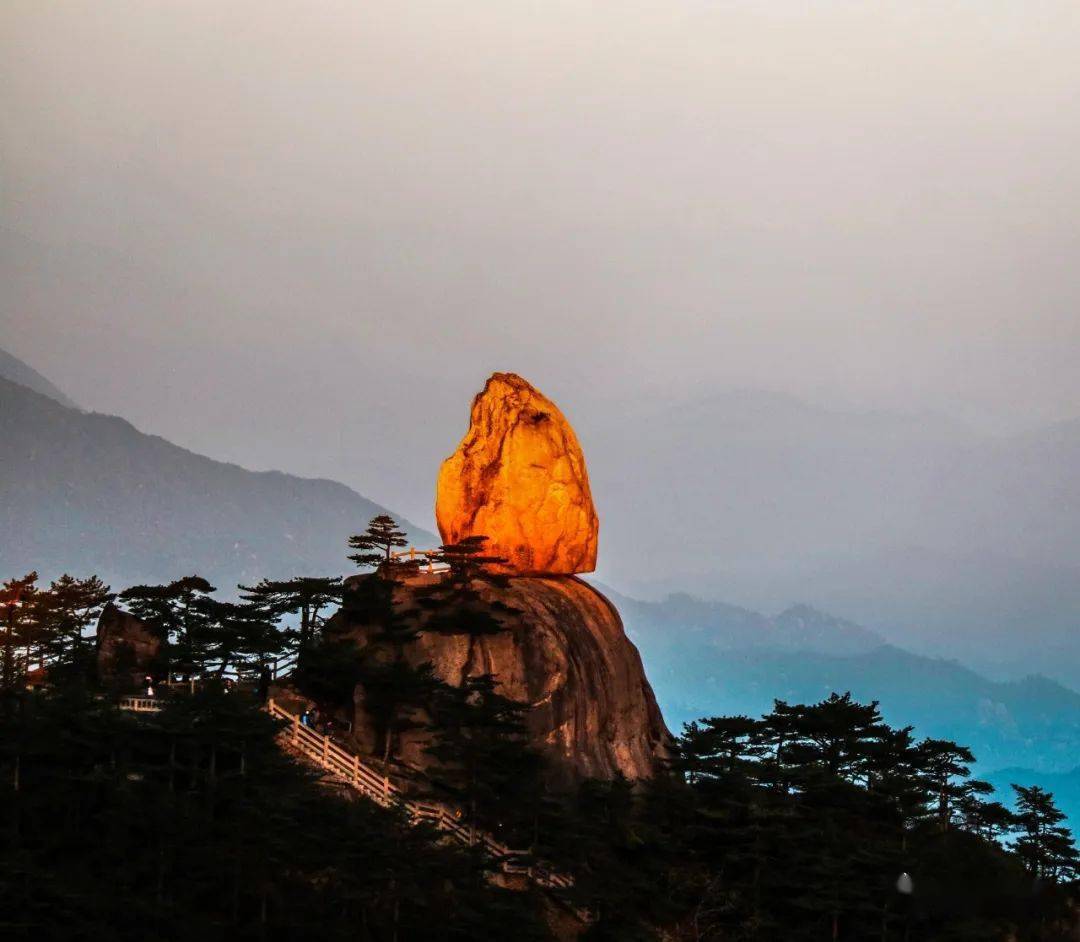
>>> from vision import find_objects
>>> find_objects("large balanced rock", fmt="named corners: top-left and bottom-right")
top-left (336, 573), bottom-right (669, 786)
top-left (436, 373), bottom-right (599, 575)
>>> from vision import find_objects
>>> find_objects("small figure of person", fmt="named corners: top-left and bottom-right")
top-left (144, 675), bottom-right (155, 697)
top-left (300, 709), bottom-right (311, 727)
top-left (224, 677), bottom-right (235, 694)
top-left (257, 663), bottom-right (271, 704)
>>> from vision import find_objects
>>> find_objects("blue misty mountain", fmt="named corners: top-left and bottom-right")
top-left (606, 585), bottom-right (1080, 778)
top-left (0, 370), bottom-right (434, 591)
top-left (0, 347), bottom-right (78, 409)
top-left (586, 390), bottom-right (1080, 686)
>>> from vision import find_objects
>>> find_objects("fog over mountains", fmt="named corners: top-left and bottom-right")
top-left (5, 342), bottom-right (1079, 685)
top-left (6, 345), bottom-right (1080, 822)
top-left (611, 587), bottom-right (1080, 773)
top-left (609, 586), bottom-right (1080, 827)
top-left (0, 352), bottom-right (432, 591)
top-left (583, 391), bottom-right (1080, 684)
top-left (7, 0), bottom-right (1080, 690)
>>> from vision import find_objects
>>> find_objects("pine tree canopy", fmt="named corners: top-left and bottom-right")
top-left (347, 514), bottom-right (409, 570)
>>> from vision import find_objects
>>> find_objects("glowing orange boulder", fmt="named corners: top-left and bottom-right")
top-left (436, 372), bottom-right (599, 575)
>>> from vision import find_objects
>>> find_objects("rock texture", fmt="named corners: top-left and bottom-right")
top-left (436, 373), bottom-right (599, 575)
top-left (337, 573), bottom-right (669, 786)
top-left (95, 602), bottom-right (162, 685)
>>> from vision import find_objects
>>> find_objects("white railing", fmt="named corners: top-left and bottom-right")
top-left (265, 698), bottom-right (576, 893)
top-left (118, 696), bottom-right (162, 713)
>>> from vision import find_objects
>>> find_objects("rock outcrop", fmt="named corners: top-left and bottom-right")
top-left (336, 573), bottom-right (669, 787)
top-left (96, 602), bottom-right (162, 685)
top-left (334, 371), bottom-right (668, 787)
top-left (436, 373), bottom-right (599, 575)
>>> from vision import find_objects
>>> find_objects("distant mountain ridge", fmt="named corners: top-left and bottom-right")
top-left (584, 389), bottom-right (1080, 684)
top-left (597, 585), bottom-right (883, 655)
top-left (0, 370), bottom-right (433, 591)
top-left (611, 587), bottom-right (1080, 778)
top-left (0, 347), bottom-right (77, 408)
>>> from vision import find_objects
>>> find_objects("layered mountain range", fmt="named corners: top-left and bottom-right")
top-left (0, 350), bottom-right (433, 590)
top-left (6, 348), bottom-right (1080, 816)
top-left (582, 391), bottom-right (1080, 684)
top-left (610, 586), bottom-right (1080, 825)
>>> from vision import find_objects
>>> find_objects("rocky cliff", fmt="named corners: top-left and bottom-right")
top-left (336, 571), bottom-right (670, 786)
top-left (343, 371), bottom-right (672, 786)
top-left (96, 602), bottom-right (161, 685)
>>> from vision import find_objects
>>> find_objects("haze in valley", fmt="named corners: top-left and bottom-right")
top-left (4, 1), bottom-right (1080, 680)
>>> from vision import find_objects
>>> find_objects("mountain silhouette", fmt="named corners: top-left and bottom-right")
top-left (0, 370), bottom-right (433, 590)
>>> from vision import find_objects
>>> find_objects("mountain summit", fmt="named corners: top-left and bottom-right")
top-left (0, 346), bottom-right (77, 408)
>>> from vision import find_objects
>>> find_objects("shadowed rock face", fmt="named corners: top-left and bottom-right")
top-left (338, 574), bottom-right (670, 786)
top-left (96, 602), bottom-right (161, 685)
top-left (436, 373), bottom-right (599, 575)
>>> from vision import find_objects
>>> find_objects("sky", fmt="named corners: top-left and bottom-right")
top-left (4, 1), bottom-right (1080, 528)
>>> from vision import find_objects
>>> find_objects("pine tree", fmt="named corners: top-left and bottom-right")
top-left (337, 557), bottom-right (442, 769)
top-left (1, 572), bottom-right (37, 689)
top-left (424, 673), bottom-right (544, 846)
top-left (363, 656), bottom-right (442, 771)
top-left (194, 596), bottom-right (284, 678)
top-left (1011, 784), bottom-right (1080, 882)
top-left (347, 514), bottom-right (409, 570)
top-left (958, 792), bottom-right (1015, 842)
top-left (666, 693), bottom-right (1051, 942)
top-left (239, 576), bottom-right (343, 667)
top-left (913, 738), bottom-right (979, 830)
top-left (36, 574), bottom-right (113, 678)
top-left (413, 537), bottom-right (518, 680)
top-left (677, 715), bottom-right (766, 785)
top-left (119, 576), bottom-right (216, 679)
top-left (292, 636), bottom-right (367, 710)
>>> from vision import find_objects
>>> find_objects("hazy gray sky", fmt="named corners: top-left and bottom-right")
top-left (4, 1), bottom-right (1080, 525)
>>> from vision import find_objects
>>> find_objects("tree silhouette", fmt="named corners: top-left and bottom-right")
top-left (1, 571), bottom-right (38, 689)
top-left (194, 596), bottom-right (284, 678)
top-left (239, 575), bottom-right (343, 666)
top-left (36, 574), bottom-right (113, 680)
top-left (118, 575), bottom-right (215, 679)
top-left (347, 514), bottom-right (409, 570)
top-left (7, 561), bottom-right (1080, 940)
top-left (1011, 784), bottom-right (1080, 882)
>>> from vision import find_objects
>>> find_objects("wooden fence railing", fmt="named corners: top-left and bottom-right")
top-left (117, 693), bottom-right (579, 904)
top-left (388, 548), bottom-right (450, 573)
top-left (265, 698), bottom-right (575, 892)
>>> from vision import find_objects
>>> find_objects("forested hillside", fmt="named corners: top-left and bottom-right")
top-left (3, 548), bottom-right (1078, 941)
